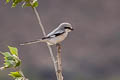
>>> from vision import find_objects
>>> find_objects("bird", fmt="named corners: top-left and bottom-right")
top-left (20, 22), bottom-right (74, 46)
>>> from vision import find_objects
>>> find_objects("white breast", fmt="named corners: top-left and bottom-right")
top-left (47, 32), bottom-right (68, 45)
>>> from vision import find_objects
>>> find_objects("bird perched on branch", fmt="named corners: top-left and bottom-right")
top-left (20, 22), bottom-right (74, 46)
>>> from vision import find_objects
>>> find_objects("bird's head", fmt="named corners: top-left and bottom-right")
top-left (60, 22), bottom-right (74, 32)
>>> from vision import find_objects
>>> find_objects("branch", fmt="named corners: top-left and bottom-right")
top-left (32, 7), bottom-right (46, 36)
top-left (32, 7), bottom-right (59, 80)
top-left (56, 44), bottom-right (63, 80)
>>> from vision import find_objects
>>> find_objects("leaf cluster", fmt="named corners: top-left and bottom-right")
top-left (0, 46), bottom-right (28, 80)
top-left (9, 71), bottom-right (28, 80)
top-left (6, 0), bottom-right (38, 8)
top-left (0, 46), bottom-right (21, 70)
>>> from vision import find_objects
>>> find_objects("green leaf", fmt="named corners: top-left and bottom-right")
top-left (11, 0), bottom-right (24, 7)
top-left (1, 52), bottom-right (12, 57)
top-left (15, 60), bottom-right (21, 67)
top-left (6, 0), bottom-right (10, 3)
top-left (9, 71), bottom-right (22, 78)
top-left (2, 52), bottom-right (14, 61)
top-left (32, 1), bottom-right (38, 7)
top-left (8, 46), bottom-right (18, 56)
top-left (4, 60), bottom-right (16, 68)
top-left (6, 0), bottom-right (39, 8)
top-left (12, 2), bottom-right (17, 7)
top-left (3, 56), bottom-right (21, 68)
top-left (0, 47), bottom-right (21, 69)
top-left (12, 0), bottom-right (15, 2)
top-left (22, 2), bottom-right (31, 8)
top-left (5, 56), bottom-right (13, 60)
top-left (14, 56), bottom-right (21, 67)
top-left (12, 0), bottom-right (23, 3)
top-left (25, 3), bottom-right (31, 7)
top-left (9, 71), bottom-right (26, 80)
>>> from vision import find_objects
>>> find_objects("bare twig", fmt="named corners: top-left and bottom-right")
top-left (32, 7), bottom-right (59, 79)
top-left (56, 44), bottom-right (63, 80)
top-left (32, 7), bottom-right (46, 36)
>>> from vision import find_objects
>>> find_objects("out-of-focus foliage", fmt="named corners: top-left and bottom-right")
top-left (0, 46), bottom-right (27, 80)
top-left (0, 46), bottom-right (21, 70)
top-left (9, 71), bottom-right (27, 80)
top-left (5, 0), bottom-right (38, 7)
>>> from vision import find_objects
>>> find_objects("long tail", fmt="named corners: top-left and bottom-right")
top-left (20, 39), bottom-right (43, 45)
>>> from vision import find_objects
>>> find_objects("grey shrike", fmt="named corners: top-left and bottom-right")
top-left (20, 22), bottom-right (74, 46)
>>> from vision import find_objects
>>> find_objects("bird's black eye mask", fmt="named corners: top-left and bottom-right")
top-left (64, 27), bottom-right (74, 30)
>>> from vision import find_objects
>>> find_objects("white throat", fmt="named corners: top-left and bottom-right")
top-left (65, 29), bottom-right (71, 33)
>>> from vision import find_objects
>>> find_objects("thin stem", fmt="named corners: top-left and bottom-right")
top-left (32, 7), bottom-right (46, 36)
top-left (47, 45), bottom-right (59, 79)
top-left (32, 7), bottom-right (58, 80)
top-left (56, 44), bottom-right (63, 80)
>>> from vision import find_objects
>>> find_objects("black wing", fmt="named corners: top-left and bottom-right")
top-left (42, 30), bottom-right (64, 40)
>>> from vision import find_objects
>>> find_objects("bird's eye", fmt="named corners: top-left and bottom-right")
top-left (64, 27), bottom-right (73, 30)
top-left (64, 27), bottom-right (70, 29)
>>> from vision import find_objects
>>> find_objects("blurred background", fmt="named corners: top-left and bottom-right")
top-left (0, 0), bottom-right (120, 80)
